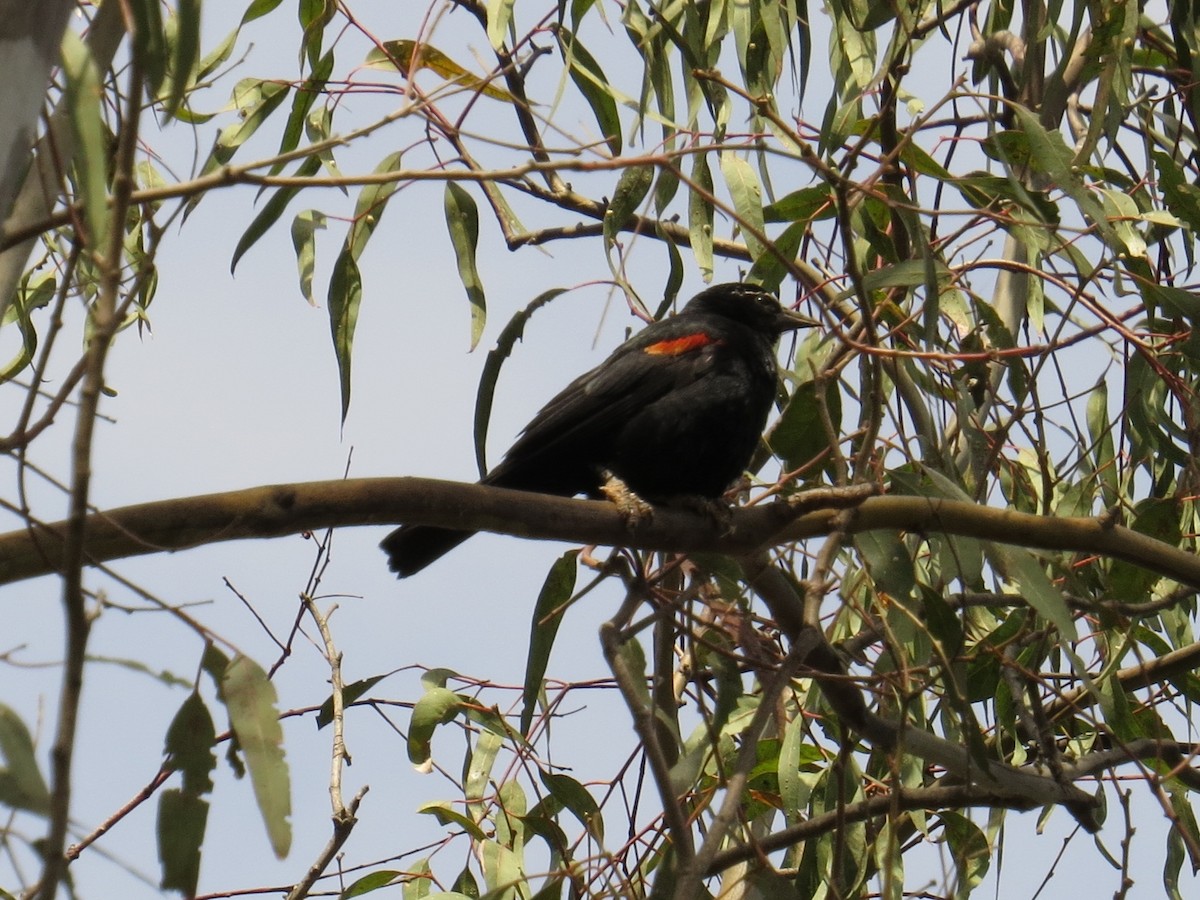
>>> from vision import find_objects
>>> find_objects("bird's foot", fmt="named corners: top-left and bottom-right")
top-left (675, 495), bottom-right (736, 535)
top-left (601, 471), bottom-right (654, 529)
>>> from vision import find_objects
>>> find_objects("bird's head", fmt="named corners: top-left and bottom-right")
top-left (684, 282), bottom-right (819, 335)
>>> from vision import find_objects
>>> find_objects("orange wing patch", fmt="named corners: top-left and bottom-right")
top-left (644, 332), bottom-right (723, 356)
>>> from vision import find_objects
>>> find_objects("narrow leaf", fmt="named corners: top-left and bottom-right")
top-left (274, 50), bottom-right (335, 163)
top-left (348, 151), bottom-right (405, 259)
top-left (474, 289), bottom-right (567, 476)
top-left (60, 31), bottom-right (109, 250)
top-left (291, 209), bottom-right (326, 306)
top-left (163, 692), bottom-right (216, 795)
top-left (316, 673), bottom-right (391, 729)
top-left (129, 0), bottom-right (167, 94)
top-left (221, 654), bottom-right (292, 858)
top-left (720, 153), bottom-right (767, 259)
top-left (538, 769), bottom-right (603, 843)
top-left (339, 870), bottom-right (403, 897)
top-left (418, 801), bottom-right (489, 841)
top-left (157, 790), bottom-right (209, 895)
top-left (0, 705), bottom-right (49, 815)
top-left (166, 0), bottom-right (202, 117)
top-left (604, 165), bottom-right (653, 251)
top-left (243, 0), bottom-right (287, 23)
top-left (486, 0), bottom-right (516, 49)
top-left (689, 155), bottom-right (714, 280)
top-left (559, 29), bottom-right (622, 155)
top-left (232, 154), bottom-right (323, 272)
top-left (520, 551), bottom-right (579, 734)
top-left (199, 80), bottom-right (291, 175)
top-left (444, 183), bottom-right (486, 350)
top-left (365, 41), bottom-right (513, 102)
top-left (328, 248), bottom-right (362, 423)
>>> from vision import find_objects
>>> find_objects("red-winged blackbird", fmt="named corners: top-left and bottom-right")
top-left (382, 282), bottom-right (817, 577)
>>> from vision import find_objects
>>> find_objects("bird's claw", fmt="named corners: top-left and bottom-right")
top-left (678, 495), bottom-right (736, 535)
top-left (601, 471), bottom-right (654, 529)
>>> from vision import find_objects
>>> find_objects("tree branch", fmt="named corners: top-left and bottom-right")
top-left (2, 480), bottom-right (1198, 590)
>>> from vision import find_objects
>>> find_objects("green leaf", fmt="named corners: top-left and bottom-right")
top-left (778, 714), bottom-right (820, 825)
top-left (0, 276), bottom-right (42, 384)
top-left (465, 729), bottom-right (503, 823)
top-left (194, 25), bottom-right (240, 88)
top-left (521, 551), bottom-right (578, 735)
top-left (604, 165), bottom-right (653, 253)
top-left (347, 151), bottom-right (405, 258)
top-left (480, 839), bottom-right (526, 897)
top-left (1153, 150), bottom-right (1200, 231)
top-left (983, 540), bottom-right (1074, 638)
top-left (198, 79), bottom-right (291, 175)
top-left (762, 186), bottom-right (836, 223)
top-left (232, 154), bottom-right (323, 272)
top-left (451, 867), bottom-right (480, 897)
top-left (328, 248), bottom-right (362, 424)
top-left (221, 655), bottom-right (292, 858)
top-left (862, 259), bottom-right (952, 294)
top-left (559, 29), bottom-right (622, 155)
top-left (444, 183), bottom-right (486, 350)
top-left (689, 154), bottom-right (714, 280)
top-left (339, 870), bottom-right (403, 897)
top-left (0, 705), bottom-right (49, 815)
top-left (1086, 377), bottom-right (1118, 507)
top-left (407, 687), bottom-right (465, 770)
top-left (474, 289), bottom-right (568, 476)
top-left (486, 0), bottom-right (516, 49)
top-left (299, 0), bottom-right (337, 68)
top-left (614, 637), bottom-right (650, 706)
top-left (129, 0), bottom-right (167, 95)
top-left (1108, 499), bottom-right (1183, 602)
top-left (719, 153), bottom-right (766, 259)
top-left (405, 858), bottom-right (434, 900)
top-left (291, 209), bottom-right (327, 305)
top-left (365, 41), bottom-right (513, 102)
top-left (656, 222), bottom-right (685, 309)
top-left (418, 801), bottom-right (489, 841)
top-left (1136, 277), bottom-right (1200, 324)
top-left (157, 790), bottom-right (209, 896)
top-left (654, 168), bottom-right (679, 214)
top-left (316, 673), bottom-right (392, 729)
top-left (243, 0), bottom-right (287, 23)
top-left (200, 644), bottom-right (229, 683)
top-left (1010, 106), bottom-right (1115, 249)
top-left (538, 769), bottom-right (604, 843)
top-left (939, 811), bottom-right (990, 896)
top-left (770, 379), bottom-right (841, 473)
top-left (1098, 187), bottom-right (1147, 257)
top-left (163, 692), bottom-right (216, 796)
top-left (274, 50), bottom-right (335, 163)
top-left (856, 531), bottom-right (916, 601)
top-left (60, 30), bottom-right (109, 250)
top-left (747, 220), bottom-right (805, 293)
top-left (165, 0), bottom-right (201, 117)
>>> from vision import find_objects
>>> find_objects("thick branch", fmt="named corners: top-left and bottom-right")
top-left (1, 479), bottom-right (1197, 588)
top-left (703, 784), bottom-right (1062, 876)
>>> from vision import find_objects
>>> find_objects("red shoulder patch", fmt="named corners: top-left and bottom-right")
top-left (643, 332), bottom-right (723, 356)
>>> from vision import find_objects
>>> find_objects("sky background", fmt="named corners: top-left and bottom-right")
top-left (0, 1), bottom-right (1188, 897)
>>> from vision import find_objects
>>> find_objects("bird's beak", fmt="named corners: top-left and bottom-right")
top-left (777, 307), bottom-right (821, 332)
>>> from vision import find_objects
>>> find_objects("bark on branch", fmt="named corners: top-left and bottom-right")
top-left (1, 478), bottom-right (1197, 588)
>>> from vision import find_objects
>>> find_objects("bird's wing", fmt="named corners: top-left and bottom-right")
top-left (487, 316), bottom-right (726, 482)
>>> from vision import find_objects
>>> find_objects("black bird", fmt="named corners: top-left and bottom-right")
top-left (382, 282), bottom-right (817, 577)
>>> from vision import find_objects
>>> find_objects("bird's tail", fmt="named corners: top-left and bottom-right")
top-left (381, 524), bottom-right (475, 578)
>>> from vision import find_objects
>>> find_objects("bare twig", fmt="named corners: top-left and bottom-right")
top-left (600, 579), bottom-right (696, 864)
